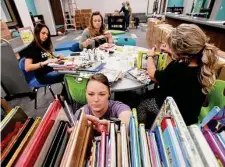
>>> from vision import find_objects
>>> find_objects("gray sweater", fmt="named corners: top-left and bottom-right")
top-left (79, 28), bottom-right (107, 50)
top-left (79, 29), bottom-right (95, 49)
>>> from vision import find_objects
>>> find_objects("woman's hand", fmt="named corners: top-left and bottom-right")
top-left (43, 58), bottom-right (60, 65)
top-left (104, 31), bottom-right (113, 43)
top-left (160, 44), bottom-right (172, 54)
top-left (82, 39), bottom-right (93, 48)
top-left (86, 115), bottom-right (109, 133)
top-left (66, 115), bottom-right (109, 134)
top-left (104, 31), bottom-right (112, 39)
top-left (56, 54), bottom-right (64, 59)
top-left (147, 47), bottom-right (157, 57)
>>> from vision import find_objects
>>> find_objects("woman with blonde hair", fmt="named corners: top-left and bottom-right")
top-left (79, 11), bottom-right (113, 49)
top-left (138, 24), bottom-right (218, 127)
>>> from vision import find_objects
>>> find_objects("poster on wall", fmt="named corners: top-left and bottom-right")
top-left (18, 27), bottom-right (34, 44)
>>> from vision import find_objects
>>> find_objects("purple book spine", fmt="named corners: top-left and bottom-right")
top-left (203, 130), bottom-right (225, 166)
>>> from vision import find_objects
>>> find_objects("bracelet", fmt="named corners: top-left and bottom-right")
top-left (146, 55), bottom-right (154, 60)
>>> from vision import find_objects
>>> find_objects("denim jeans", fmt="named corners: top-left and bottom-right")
top-left (38, 71), bottom-right (64, 85)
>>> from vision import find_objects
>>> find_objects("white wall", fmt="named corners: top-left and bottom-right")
top-left (63, 0), bottom-right (149, 15)
top-left (34, 0), bottom-right (56, 35)
top-left (13, 0), bottom-right (34, 29)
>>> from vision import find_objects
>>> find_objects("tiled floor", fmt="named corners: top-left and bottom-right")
top-left (7, 25), bottom-right (149, 117)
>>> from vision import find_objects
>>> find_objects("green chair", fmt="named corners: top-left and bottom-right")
top-left (198, 80), bottom-right (225, 122)
top-left (64, 74), bottom-right (88, 111)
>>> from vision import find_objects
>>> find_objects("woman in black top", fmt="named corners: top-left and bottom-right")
top-left (22, 24), bottom-right (64, 84)
top-left (138, 24), bottom-right (218, 127)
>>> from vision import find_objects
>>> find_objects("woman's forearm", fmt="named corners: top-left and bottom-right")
top-left (147, 56), bottom-right (157, 81)
top-left (25, 62), bottom-right (43, 72)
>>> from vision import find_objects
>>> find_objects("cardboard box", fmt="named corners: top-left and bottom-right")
top-left (80, 9), bottom-right (92, 13)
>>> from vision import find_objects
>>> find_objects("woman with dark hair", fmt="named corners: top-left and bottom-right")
top-left (79, 11), bottom-right (113, 49)
top-left (77, 73), bottom-right (132, 129)
top-left (22, 23), bottom-right (64, 85)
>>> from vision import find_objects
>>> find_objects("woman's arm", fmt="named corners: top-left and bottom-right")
top-left (147, 48), bottom-right (157, 82)
top-left (24, 58), bottom-right (59, 72)
top-left (79, 29), bottom-right (93, 49)
top-left (104, 31), bottom-right (113, 44)
top-left (25, 58), bottom-right (42, 72)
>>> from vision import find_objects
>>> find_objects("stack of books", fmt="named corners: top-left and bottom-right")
top-left (1, 97), bottom-right (224, 167)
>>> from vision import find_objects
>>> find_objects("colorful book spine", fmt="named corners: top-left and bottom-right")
top-left (203, 130), bottom-right (225, 166)
top-left (199, 106), bottom-right (220, 128)
top-left (146, 130), bottom-right (157, 167)
top-left (121, 123), bottom-right (129, 167)
top-left (150, 132), bottom-right (162, 167)
top-left (165, 97), bottom-right (204, 167)
top-left (161, 117), bottom-right (187, 167)
top-left (219, 131), bottom-right (225, 145)
top-left (139, 124), bottom-right (151, 167)
top-left (154, 125), bottom-right (170, 167)
top-left (188, 125), bottom-right (220, 167)
top-left (6, 118), bottom-right (41, 167)
top-left (100, 131), bottom-right (106, 167)
top-left (129, 116), bottom-right (141, 167)
top-left (15, 100), bottom-right (61, 167)
top-left (216, 134), bottom-right (225, 150)
top-left (110, 122), bottom-right (116, 167)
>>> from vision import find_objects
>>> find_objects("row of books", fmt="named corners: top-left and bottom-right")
top-left (1, 97), bottom-right (225, 167)
top-left (147, 97), bottom-right (225, 167)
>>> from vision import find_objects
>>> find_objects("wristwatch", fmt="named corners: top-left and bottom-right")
top-left (145, 54), bottom-right (154, 60)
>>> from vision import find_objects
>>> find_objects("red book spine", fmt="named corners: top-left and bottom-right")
top-left (100, 131), bottom-right (106, 167)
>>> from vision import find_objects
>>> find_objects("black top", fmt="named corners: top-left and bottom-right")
top-left (119, 6), bottom-right (130, 16)
top-left (20, 41), bottom-right (53, 81)
top-left (154, 60), bottom-right (206, 125)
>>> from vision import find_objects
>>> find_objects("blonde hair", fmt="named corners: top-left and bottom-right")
top-left (167, 24), bottom-right (218, 94)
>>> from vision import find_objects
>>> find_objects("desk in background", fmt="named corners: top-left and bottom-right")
top-left (108, 16), bottom-right (126, 31)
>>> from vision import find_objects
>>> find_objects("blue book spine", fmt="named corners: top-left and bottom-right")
top-left (129, 116), bottom-right (141, 167)
top-left (161, 118), bottom-right (187, 167)
top-left (216, 133), bottom-right (225, 150)
top-left (151, 132), bottom-right (163, 167)
top-left (200, 106), bottom-right (220, 128)
top-left (174, 127), bottom-right (190, 167)
top-left (154, 125), bottom-right (170, 167)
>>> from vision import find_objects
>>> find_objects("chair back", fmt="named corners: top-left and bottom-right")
top-left (64, 74), bottom-right (88, 105)
top-left (19, 58), bottom-right (46, 87)
top-left (199, 80), bottom-right (225, 122)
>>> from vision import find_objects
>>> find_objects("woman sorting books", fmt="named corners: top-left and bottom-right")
top-left (21, 23), bottom-right (64, 85)
top-left (138, 24), bottom-right (219, 128)
top-left (79, 11), bottom-right (113, 50)
top-left (77, 73), bottom-right (132, 131)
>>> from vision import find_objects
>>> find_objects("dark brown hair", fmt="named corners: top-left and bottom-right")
top-left (87, 73), bottom-right (110, 93)
top-left (33, 23), bottom-right (53, 53)
top-left (88, 11), bottom-right (105, 37)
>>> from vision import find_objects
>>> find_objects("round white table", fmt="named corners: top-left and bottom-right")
top-left (58, 45), bottom-right (150, 92)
